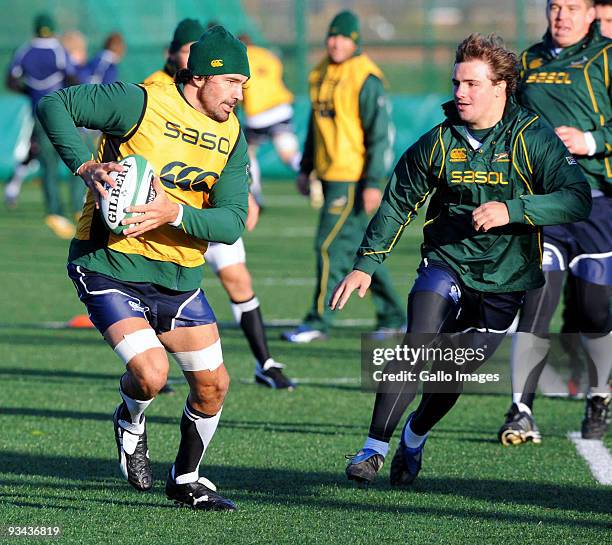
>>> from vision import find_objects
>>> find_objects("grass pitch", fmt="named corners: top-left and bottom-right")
top-left (0, 181), bottom-right (610, 545)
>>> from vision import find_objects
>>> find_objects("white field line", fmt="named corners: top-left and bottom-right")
top-left (568, 431), bottom-right (612, 485)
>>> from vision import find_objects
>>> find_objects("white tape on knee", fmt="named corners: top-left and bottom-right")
top-left (114, 329), bottom-right (163, 365)
top-left (172, 339), bottom-right (224, 372)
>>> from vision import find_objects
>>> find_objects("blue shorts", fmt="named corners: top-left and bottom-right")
top-left (67, 263), bottom-right (216, 335)
top-left (543, 195), bottom-right (612, 285)
top-left (410, 259), bottom-right (524, 333)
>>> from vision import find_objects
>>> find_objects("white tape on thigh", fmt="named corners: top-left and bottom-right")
top-left (172, 339), bottom-right (223, 372)
top-left (114, 329), bottom-right (163, 365)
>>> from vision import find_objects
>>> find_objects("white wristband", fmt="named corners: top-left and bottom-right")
top-left (75, 161), bottom-right (88, 176)
top-left (584, 131), bottom-right (597, 156)
top-left (169, 203), bottom-right (184, 227)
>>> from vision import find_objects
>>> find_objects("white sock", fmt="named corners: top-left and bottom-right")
top-left (230, 296), bottom-right (260, 323)
top-left (403, 421), bottom-right (429, 449)
top-left (363, 437), bottom-right (389, 457)
top-left (119, 387), bottom-right (153, 435)
top-left (510, 332), bottom-right (550, 407)
top-left (581, 333), bottom-right (612, 396)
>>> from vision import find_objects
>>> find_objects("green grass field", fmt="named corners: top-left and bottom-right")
top-left (0, 181), bottom-right (610, 545)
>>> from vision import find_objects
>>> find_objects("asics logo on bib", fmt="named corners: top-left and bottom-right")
top-left (160, 161), bottom-right (219, 192)
top-left (163, 121), bottom-right (231, 154)
top-left (450, 171), bottom-right (509, 185)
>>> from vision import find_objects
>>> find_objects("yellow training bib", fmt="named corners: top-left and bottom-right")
top-left (309, 54), bottom-right (384, 182)
top-left (77, 82), bottom-right (241, 267)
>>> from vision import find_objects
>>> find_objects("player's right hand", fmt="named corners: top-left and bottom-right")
top-left (77, 160), bottom-right (125, 208)
top-left (296, 172), bottom-right (310, 196)
top-left (329, 270), bottom-right (372, 310)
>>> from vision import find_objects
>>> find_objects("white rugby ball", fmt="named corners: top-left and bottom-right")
top-left (100, 155), bottom-right (156, 235)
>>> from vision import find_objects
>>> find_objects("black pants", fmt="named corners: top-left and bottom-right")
top-left (368, 260), bottom-right (524, 442)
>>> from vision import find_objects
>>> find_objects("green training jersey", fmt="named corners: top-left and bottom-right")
top-left (518, 22), bottom-right (612, 194)
top-left (354, 98), bottom-right (592, 293)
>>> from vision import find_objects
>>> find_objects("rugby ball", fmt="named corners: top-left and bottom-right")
top-left (100, 155), bottom-right (156, 235)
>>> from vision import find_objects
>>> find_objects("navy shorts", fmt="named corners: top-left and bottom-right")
top-left (543, 195), bottom-right (612, 285)
top-left (410, 259), bottom-right (524, 333)
top-left (67, 263), bottom-right (216, 335)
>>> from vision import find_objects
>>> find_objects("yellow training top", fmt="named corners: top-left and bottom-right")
top-left (77, 81), bottom-right (241, 267)
top-left (142, 69), bottom-right (173, 85)
top-left (242, 45), bottom-right (293, 117)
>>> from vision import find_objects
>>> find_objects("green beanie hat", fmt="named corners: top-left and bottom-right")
top-left (327, 10), bottom-right (360, 44)
top-left (188, 25), bottom-right (250, 78)
top-left (34, 13), bottom-right (55, 37)
top-left (169, 18), bottom-right (205, 53)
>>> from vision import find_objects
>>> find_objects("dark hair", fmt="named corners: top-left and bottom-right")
top-left (455, 33), bottom-right (519, 97)
top-left (104, 32), bottom-right (124, 55)
top-left (174, 69), bottom-right (213, 85)
top-left (595, 0), bottom-right (611, 7)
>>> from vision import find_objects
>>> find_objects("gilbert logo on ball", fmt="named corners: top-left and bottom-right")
top-left (100, 155), bottom-right (156, 235)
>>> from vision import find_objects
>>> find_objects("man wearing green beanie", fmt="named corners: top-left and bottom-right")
top-left (34, 13), bottom-right (56, 37)
top-left (143, 18), bottom-right (205, 84)
top-left (36, 25), bottom-right (251, 510)
top-left (283, 10), bottom-right (405, 343)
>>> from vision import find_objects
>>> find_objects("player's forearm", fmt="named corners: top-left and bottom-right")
top-left (505, 182), bottom-right (592, 226)
top-left (362, 127), bottom-right (389, 189)
top-left (37, 83), bottom-right (144, 174)
top-left (353, 201), bottom-right (407, 275)
top-left (178, 202), bottom-right (247, 244)
top-left (360, 75), bottom-right (390, 188)
top-left (37, 92), bottom-right (94, 173)
top-left (354, 164), bottom-right (431, 273)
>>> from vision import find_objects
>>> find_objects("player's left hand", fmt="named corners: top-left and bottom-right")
top-left (329, 270), bottom-right (372, 311)
top-left (472, 201), bottom-right (510, 232)
top-left (362, 187), bottom-right (382, 215)
top-left (122, 176), bottom-right (180, 238)
top-left (246, 193), bottom-right (260, 231)
top-left (555, 126), bottom-right (589, 155)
